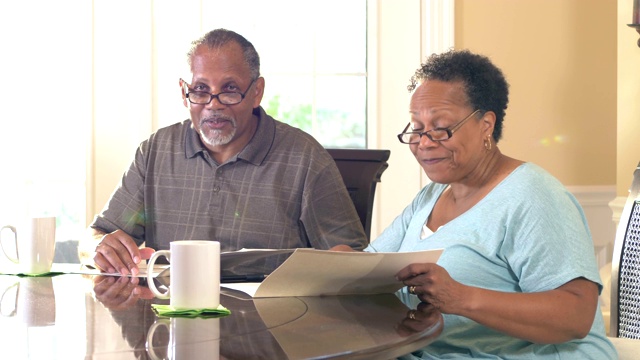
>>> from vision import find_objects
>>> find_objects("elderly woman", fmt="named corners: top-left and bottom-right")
top-left (366, 50), bottom-right (615, 358)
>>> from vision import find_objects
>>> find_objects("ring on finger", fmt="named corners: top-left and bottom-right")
top-left (408, 310), bottom-right (417, 320)
top-left (408, 285), bottom-right (417, 295)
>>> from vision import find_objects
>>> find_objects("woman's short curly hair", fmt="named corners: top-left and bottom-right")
top-left (408, 49), bottom-right (509, 142)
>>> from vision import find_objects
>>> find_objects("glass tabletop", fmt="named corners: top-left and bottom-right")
top-left (0, 272), bottom-right (443, 359)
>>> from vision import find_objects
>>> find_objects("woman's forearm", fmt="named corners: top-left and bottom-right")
top-left (456, 278), bottom-right (599, 344)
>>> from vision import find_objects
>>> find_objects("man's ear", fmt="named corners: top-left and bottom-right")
top-left (179, 78), bottom-right (188, 108)
top-left (252, 77), bottom-right (265, 109)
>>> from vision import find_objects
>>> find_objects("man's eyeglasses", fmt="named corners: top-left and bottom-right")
top-left (181, 78), bottom-right (257, 105)
top-left (397, 109), bottom-right (482, 144)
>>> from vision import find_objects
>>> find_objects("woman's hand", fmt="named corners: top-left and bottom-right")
top-left (396, 302), bottom-right (444, 337)
top-left (396, 262), bottom-right (599, 344)
top-left (396, 262), bottom-right (469, 313)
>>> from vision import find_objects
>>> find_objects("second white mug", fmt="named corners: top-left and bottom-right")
top-left (0, 217), bottom-right (56, 275)
top-left (146, 240), bottom-right (220, 309)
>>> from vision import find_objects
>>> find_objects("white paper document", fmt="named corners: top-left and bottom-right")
top-left (251, 248), bottom-right (443, 298)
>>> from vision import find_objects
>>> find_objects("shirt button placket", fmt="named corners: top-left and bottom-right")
top-left (213, 167), bottom-right (223, 194)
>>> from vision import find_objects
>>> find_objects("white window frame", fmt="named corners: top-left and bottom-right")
top-left (367, 0), bottom-right (454, 239)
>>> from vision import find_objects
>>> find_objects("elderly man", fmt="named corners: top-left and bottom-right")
top-left (80, 29), bottom-right (367, 275)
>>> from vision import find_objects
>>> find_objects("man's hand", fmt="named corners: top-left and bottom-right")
top-left (93, 275), bottom-right (155, 311)
top-left (328, 244), bottom-right (358, 252)
top-left (92, 229), bottom-right (155, 276)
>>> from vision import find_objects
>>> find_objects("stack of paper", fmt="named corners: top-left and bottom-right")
top-left (223, 248), bottom-right (443, 298)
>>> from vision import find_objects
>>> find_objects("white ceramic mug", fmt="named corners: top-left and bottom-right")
top-left (146, 317), bottom-right (220, 360)
top-left (146, 240), bottom-right (220, 309)
top-left (0, 217), bottom-right (56, 274)
top-left (0, 277), bottom-right (56, 327)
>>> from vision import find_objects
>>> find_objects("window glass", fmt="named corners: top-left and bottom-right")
top-left (201, 0), bottom-right (367, 148)
top-left (0, 1), bottom-right (90, 251)
top-left (0, 0), bottom-right (367, 266)
top-left (264, 75), bottom-right (366, 148)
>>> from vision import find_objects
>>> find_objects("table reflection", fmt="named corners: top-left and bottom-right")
top-left (0, 274), bottom-right (443, 359)
top-left (1, 277), bottom-right (56, 327)
top-left (146, 317), bottom-right (220, 360)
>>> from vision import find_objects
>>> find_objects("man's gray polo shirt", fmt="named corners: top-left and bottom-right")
top-left (91, 107), bottom-right (367, 254)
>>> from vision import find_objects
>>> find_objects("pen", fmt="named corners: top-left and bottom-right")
top-left (221, 274), bottom-right (266, 283)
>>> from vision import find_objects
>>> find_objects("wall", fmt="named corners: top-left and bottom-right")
top-left (452, 0), bottom-right (618, 268)
top-left (455, 0), bottom-right (617, 187)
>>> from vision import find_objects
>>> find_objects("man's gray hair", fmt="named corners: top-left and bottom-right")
top-left (187, 28), bottom-right (260, 80)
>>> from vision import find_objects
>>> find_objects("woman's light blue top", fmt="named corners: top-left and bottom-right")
top-left (366, 163), bottom-right (617, 359)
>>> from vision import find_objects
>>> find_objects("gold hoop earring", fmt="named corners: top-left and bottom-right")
top-left (484, 135), bottom-right (492, 151)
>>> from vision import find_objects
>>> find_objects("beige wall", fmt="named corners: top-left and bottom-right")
top-left (455, 0), bottom-right (617, 187)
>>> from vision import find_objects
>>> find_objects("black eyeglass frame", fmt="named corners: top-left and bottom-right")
top-left (397, 109), bottom-right (483, 144)
top-left (181, 78), bottom-right (257, 105)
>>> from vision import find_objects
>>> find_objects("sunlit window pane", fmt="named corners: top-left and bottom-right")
top-left (314, 3), bottom-right (367, 73)
top-left (201, 0), bottom-right (367, 148)
top-left (262, 74), bottom-right (366, 148)
top-left (315, 76), bottom-right (367, 148)
top-left (0, 0), bottom-right (90, 245)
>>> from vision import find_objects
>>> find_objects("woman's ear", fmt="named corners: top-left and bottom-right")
top-left (481, 110), bottom-right (496, 137)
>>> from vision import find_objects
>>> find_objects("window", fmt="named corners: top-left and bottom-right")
top-left (0, 1), bottom-right (368, 254)
top-left (0, 1), bottom-right (91, 249)
top-left (154, 0), bottom-right (368, 148)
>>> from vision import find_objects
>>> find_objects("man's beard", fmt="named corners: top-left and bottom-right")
top-left (198, 115), bottom-right (237, 147)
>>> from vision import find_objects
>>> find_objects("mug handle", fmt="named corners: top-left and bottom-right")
top-left (145, 318), bottom-right (170, 360)
top-left (0, 282), bottom-right (19, 317)
top-left (147, 250), bottom-right (170, 299)
top-left (0, 226), bottom-right (19, 264)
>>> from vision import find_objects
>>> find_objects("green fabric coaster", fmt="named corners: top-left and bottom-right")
top-left (151, 303), bottom-right (231, 318)
top-left (0, 271), bottom-right (64, 277)
top-left (19, 272), bottom-right (64, 277)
